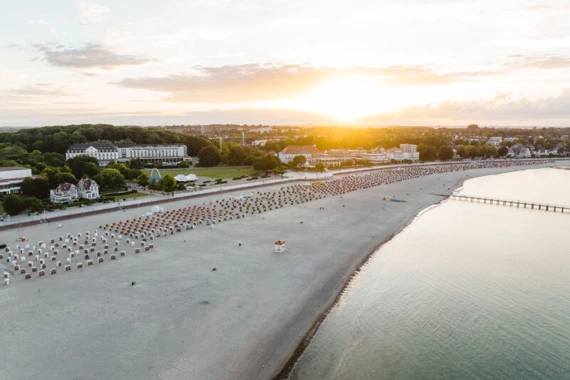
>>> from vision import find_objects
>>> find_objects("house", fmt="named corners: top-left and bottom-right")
top-left (66, 142), bottom-right (120, 166)
top-left (50, 183), bottom-right (78, 203)
top-left (278, 145), bottom-right (322, 164)
top-left (507, 143), bottom-right (531, 158)
top-left (76, 178), bottom-right (99, 200)
top-left (486, 137), bottom-right (503, 146)
top-left (0, 166), bottom-right (33, 194)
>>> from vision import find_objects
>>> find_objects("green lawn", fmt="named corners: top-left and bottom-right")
top-left (142, 166), bottom-right (255, 179)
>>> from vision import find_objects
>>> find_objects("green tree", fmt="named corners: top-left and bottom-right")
top-left (291, 155), bottom-right (307, 167)
top-left (92, 169), bottom-right (126, 190)
top-left (3, 194), bottom-right (27, 216)
top-left (228, 146), bottom-right (247, 166)
top-left (315, 162), bottom-right (325, 171)
top-left (197, 146), bottom-right (222, 167)
top-left (136, 172), bottom-right (149, 188)
top-left (437, 146), bottom-right (454, 161)
top-left (185, 135), bottom-right (214, 156)
top-left (128, 158), bottom-right (144, 169)
top-left (55, 172), bottom-right (78, 185)
top-left (25, 197), bottom-right (43, 213)
top-left (159, 174), bottom-right (177, 192)
top-left (67, 155), bottom-right (100, 178)
top-left (20, 176), bottom-right (51, 199)
top-left (485, 146), bottom-right (498, 158)
top-left (498, 146), bottom-right (509, 157)
top-left (418, 144), bottom-right (437, 161)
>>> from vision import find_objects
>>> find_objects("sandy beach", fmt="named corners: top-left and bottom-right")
top-left (0, 161), bottom-right (560, 380)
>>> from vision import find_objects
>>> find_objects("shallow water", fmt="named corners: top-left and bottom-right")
top-left (290, 168), bottom-right (570, 380)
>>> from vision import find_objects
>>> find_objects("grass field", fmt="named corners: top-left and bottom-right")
top-left (142, 166), bottom-right (255, 179)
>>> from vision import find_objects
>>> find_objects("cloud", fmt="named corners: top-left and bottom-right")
top-left (112, 63), bottom-right (490, 103)
top-left (33, 42), bottom-right (155, 69)
top-left (504, 54), bottom-right (570, 70)
top-left (182, 107), bottom-right (337, 125)
top-left (360, 89), bottom-right (570, 125)
top-left (8, 83), bottom-right (73, 97)
top-left (76, 1), bottom-right (112, 24)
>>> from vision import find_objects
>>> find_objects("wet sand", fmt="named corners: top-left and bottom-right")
top-left (0, 162), bottom-right (557, 380)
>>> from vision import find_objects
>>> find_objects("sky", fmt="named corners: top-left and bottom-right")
top-left (2, 0), bottom-right (570, 127)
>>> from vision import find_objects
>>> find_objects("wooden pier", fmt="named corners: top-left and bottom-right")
top-left (450, 194), bottom-right (570, 214)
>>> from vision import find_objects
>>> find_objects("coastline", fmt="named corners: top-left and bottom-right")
top-left (0, 162), bottom-right (560, 380)
top-left (271, 163), bottom-right (559, 380)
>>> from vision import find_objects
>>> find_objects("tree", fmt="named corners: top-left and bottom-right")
top-left (3, 194), bottom-right (26, 216)
top-left (25, 197), bottom-right (43, 213)
top-left (227, 146), bottom-right (247, 166)
top-left (137, 172), bottom-right (149, 188)
top-left (418, 144), bottom-right (437, 161)
top-left (92, 169), bottom-right (126, 190)
top-left (20, 176), bottom-right (51, 199)
top-left (485, 146), bottom-right (498, 158)
top-left (128, 158), bottom-right (144, 169)
top-left (291, 155), bottom-right (307, 167)
top-left (55, 172), bottom-right (78, 185)
top-left (437, 146), bottom-right (454, 161)
top-left (197, 146), bottom-right (222, 167)
top-left (185, 135), bottom-right (214, 156)
top-left (67, 155), bottom-right (100, 178)
top-left (498, 146), bottom-right (509, 157)
top-left (177, 161), bottom-right (190, 168)
top-left (159, 174), bottom-right (177, 192)
top-left (315, 162), bottom-right (325, 172)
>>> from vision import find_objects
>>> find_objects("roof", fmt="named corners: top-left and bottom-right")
top-left (174, 174), bottom-right (198, 182)
top-left (279, 145), bottom-right (322, 155)
top-left (57, 183), bottom-right (76, 192)
top-left (0, 166), bottom-right (30, 172)
top-left (67, 142), bottom-right (118, 152)
top-left (78, 178), bottom-right (98, 190)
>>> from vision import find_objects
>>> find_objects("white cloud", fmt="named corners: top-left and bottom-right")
top-left (33, 42), bottom-right (155, 70)
top-left (76, 1), bottom-right (112, 24)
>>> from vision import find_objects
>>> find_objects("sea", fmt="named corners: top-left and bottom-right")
top-left (289, 167), bottom-right (570, 380)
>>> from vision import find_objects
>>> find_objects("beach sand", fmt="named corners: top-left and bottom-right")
top-left (0, 162), bottom-right (558, 380)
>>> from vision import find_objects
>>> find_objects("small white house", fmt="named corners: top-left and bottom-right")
top-left (50, 183), bottom-right (79, 203)
top-left (77, 178), bottom-right (99, 200)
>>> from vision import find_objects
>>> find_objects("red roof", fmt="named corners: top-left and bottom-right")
top-left (78, 179), bottom-right (95, 190)
top-left (57, 183), bottom-right (76, 192)
top-left (279, 145), bottom-right (322, 155)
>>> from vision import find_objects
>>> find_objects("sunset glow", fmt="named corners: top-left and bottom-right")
top-left (2, 1), bottom-right (570, 126)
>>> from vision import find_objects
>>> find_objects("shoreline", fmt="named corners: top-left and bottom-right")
top-left (271, 163), bottom-right (558, 379)
top-left (273, 195), bottom-right (447, 379)
top-left (0, 162), bottom-right (562, 380)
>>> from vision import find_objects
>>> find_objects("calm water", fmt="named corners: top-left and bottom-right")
top-left (290, 168), bottom-right (570, 380)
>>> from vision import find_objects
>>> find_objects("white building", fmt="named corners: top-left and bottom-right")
top-left (76, 178), bottom-right (99, 200)
top-left (50, 183), bottom-right (79, 203)
top-left (117, 144), bottom-right (188, 163)
top-left (0, 167), bottom-right (33, 194)
top-left (398, 144), bottom-right (420, 161)
top-left (66, 142), bottom-right (120, 166)
top-left (278, 145), bottom-right (322, 164)
top-left (487, 137), bottom-right (503, 146)
top-left (363, 153), bottom-right (389, 164)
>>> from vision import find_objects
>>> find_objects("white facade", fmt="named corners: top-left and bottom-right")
top-left (118, 144), bottom-right (187, 163)
top-left (487, 137), bottom-right (503, 146)
top-left (66, 143), bottom-right (120, 165)
top-left (278, 145), bottom-right (322, 164)
top-left (0, 167), bottom-right (32, 194)
top-left (50, 183), bottom-right (79, 203)
top-left (77, 179), bottom-right (100, 200)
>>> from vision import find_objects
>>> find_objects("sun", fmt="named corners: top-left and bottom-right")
top-left (296, 76), bottom-right (395, 121)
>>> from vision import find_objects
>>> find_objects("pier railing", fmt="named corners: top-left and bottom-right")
top-left (450, 194), bottom-right (570, 214)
